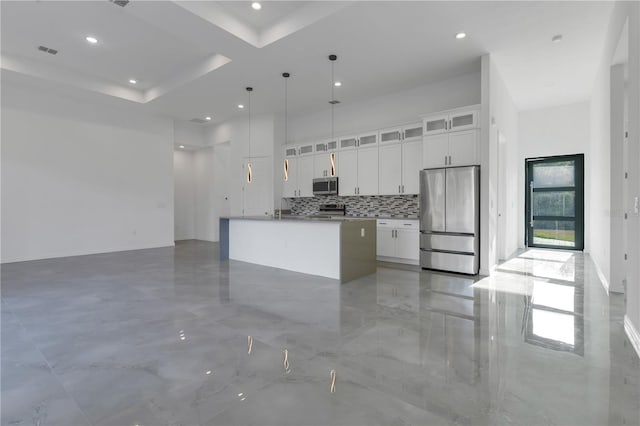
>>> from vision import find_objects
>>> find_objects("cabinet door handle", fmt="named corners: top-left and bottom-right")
top-left (398, 185), bottom-right (401, 193)
top-left (354, 187), bottom-right (357, 195)
top-left (444, 120), bottom-right (447, 130)
top-left (449, 155), bottom-right (452, 165)
top-left (402, 185), bottom-right (405, 193)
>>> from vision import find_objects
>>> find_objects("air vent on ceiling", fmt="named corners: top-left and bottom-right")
top-left (190, 118), bottom-right (207, 124)
top-left (38, 45), bottom-right (58, 55)
top-left (109, 0), bottom-right (130, 7)
top-left (328, 100), bottom-right (340, 105)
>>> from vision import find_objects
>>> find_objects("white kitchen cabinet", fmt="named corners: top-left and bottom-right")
top-left (357, 146), bottom-right (379, 196)
top-left (378, 143), bottom-right (402, 195)
top-left (396, 227), bottom-right (420, 261)
top-left (401, 139), bottom-right (422, 194)
top-left (423, 130), bottom-right (478, 168)
top-left (282, 147), bottom-right (298, 198)
top-left (402, 122), bottom-right (424, 142)
top-left (379, 127), bottom-right (402, 144)
top-left (297, 155), bottom-right (315, 197)
top-left (338, 149), bottom-right (358, 196)
top-left (314, 151), bottom-right (338, 178)
top-left (449, 108), bottom-right (478, 132)
top-left (376, 219), bottom-right (419, 264)
top-left (448, 130), bottom-right (478, 166)
top-left (313, 142), bottom-right (334, 178)
top-left (377, 227), bottom-right (396, 257)
top-left (424, 114), bottom-right (449, 135)
top-left (423, 133), bottom-right (450, 169)
top-left (424, 107), bottom-right (478, 135)
top-left (283, 158), bottom-right (298, 197)
top-left (339, 135), bottom-right (358, 150)
top-left (358, 131), bottom-right (378, 148)
top-left (378, 122), bottom-right (423, 196)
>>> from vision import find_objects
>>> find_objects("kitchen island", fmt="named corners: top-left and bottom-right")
top-left (219, 217), bottom-right (376, 282)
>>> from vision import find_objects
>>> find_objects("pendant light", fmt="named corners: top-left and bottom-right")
top-left (246, 86), bottom-right (253, 184)
top-left (328, 54), bottom-right (339, 177)
top-left (282, 72), bottom-right (290, 181)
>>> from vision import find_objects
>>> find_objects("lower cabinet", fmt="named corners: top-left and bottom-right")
top-left (376, 219), bottom-right (419, 264)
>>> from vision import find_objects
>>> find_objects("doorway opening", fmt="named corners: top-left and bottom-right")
top-left (525, 154), bottom-right (584, 250)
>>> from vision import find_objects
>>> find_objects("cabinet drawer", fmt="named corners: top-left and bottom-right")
top-left (420, 250), bottom-right (478, 275)
top-left (397, 221), bottom-right (418, 229)
top-left (420, 234), bottom-right (476, 254)
top-left (378, 219), bottom-right (418, 228)
top-left (376, 220), bottom-right (396, 228)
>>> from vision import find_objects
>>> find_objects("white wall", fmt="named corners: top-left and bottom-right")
top-left (488, 58), bottom-right (520, 263)
top-left (173, 149), bottom-right (195, 240)
top-left (197, 115), bottom-right (274, 240)
top-left (1, 84), bottom-right (174, 263)
top-left (287, 71), bottom-right (481, 143)
top-left (518, 102), bottom-right (591, 249)
top-left (590, 1), bottom-right (640, 351)
top-left (479, 55), bottom-right (520, 274)
top-left (174, 120), bottom-right (206, 148)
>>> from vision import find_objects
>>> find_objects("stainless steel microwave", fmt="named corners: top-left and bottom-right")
top-left (313, 177), bottom-right (338, 195)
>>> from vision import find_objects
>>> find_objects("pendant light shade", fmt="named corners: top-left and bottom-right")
top-left (246, 86), bottom-right (253, 184)
top-left (282, 72), bottom-right (290, 182)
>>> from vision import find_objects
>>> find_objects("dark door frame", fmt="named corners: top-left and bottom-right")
top-left (524, 153), bottom-right (585, 251)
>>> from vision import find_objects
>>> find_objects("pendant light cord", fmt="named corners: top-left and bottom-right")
top-left (331, 59), bottom-right (335, 143)
top-left (284, 76), bottom-right (288, 148)
top-left (248, 89), bottom-right (252, 159)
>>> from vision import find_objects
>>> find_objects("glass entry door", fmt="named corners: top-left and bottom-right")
top-left (525, 154), bottom-right (584, 250)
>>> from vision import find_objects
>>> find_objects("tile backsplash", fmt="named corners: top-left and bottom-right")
top-left (284, 195), bottom-right (419, 217)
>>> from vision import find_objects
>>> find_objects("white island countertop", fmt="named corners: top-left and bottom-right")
top-left (219, 216), bottom-right (376, 282)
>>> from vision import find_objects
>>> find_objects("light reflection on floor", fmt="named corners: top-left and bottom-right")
top-left (1, 242), bottom-right (638, 425)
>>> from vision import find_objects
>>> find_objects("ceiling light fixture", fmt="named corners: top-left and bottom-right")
top-left (129, 79), bottom-right (137, 84)
top-left (455, 32), bottom-right (467, 40)
top-left (179, 145), bottom-right (185, 149)
top-left (85, 36), bottom-right (98, 44)
top-left (334, 81), bottom-right (342, 87)
top-left (251, 2), bottom-right (261, 10)
top-left (246, 87), bottom-right (254, 185)
top-left (205, 116), bottom-right (212, 121)
top-left (238, 104), bottom-right (244, 109)
top-left (552, 34), bottom-right (563, 43)
top-left (328, 54), bottom-right (338, 177)
top-left (282, 72), bottom-right (291, 182)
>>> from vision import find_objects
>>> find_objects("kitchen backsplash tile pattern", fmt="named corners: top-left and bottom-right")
top-left (285, 195), bottom-right (419, 217)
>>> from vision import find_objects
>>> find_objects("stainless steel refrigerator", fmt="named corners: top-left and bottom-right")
top-left (420, 165), bottom-right (480, 275)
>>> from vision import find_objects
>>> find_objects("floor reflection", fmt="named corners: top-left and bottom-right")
top-left (1, 242), bottom-right (638, 426)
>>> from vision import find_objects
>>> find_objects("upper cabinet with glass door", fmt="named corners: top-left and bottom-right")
top-left (423, 106), bottom-right (479, 135)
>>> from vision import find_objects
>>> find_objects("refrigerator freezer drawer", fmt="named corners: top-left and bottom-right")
top-left (420, 234), bottom-right (477, 254)
top-left (420, 250), bottom-right (479, 275)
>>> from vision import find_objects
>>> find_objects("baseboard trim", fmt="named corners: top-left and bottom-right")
top-left (376, 256), bottom-right (419, 266)
top-left (624, 315), bottom-right (640, 359)
top-left (592, 257), bottom-right (610, 295)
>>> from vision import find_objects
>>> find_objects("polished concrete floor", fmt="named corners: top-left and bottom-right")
top-left (2, 240), bottom-right (639, 425)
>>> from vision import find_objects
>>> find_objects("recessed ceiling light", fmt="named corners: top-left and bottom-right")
top-left (251, 2), bottom-right (261, 10)
top-left (455, 32), bottom-right (467, 40)
top-left (334, 81), bottom-right (342, 87)
top-left (85, 36), bottom-right (98, 44)
top-left (205, 116), bottom-right (212, 121)
top-left (238, 104), bottom-right (244, 109)
top-left (179, 145), bottom-right (185, 149)
top-left (552, 34), bottom-right (563, 43)
top-left (129, 79), bottom-right (137, 84)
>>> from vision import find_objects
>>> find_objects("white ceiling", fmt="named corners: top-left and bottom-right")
top-left (1, 1), bottom-right (614, 124)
